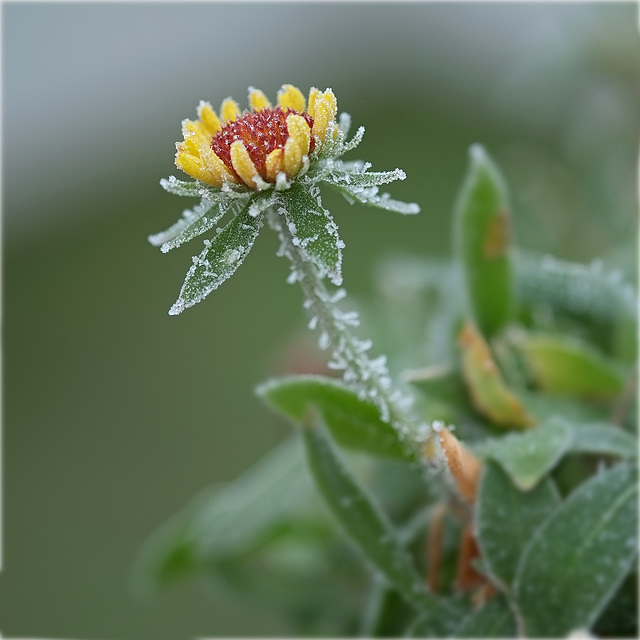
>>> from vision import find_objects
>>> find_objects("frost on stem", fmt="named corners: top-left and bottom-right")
top-left (267, 207), bottom-right (421, 441)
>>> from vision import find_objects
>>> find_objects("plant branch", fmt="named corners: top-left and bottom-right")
top-left (268, 208), bottom-right (427, 449)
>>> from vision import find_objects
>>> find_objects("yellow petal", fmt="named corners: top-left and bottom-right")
top-left (201, 147), bottom-right (239, 186)
top-left (181, 119), bottom-right (209, 146)
top-left (306, 87), bottom-right (321, 118)
top-left (265, 148), bottom-right (284, 182)
top-left (286, 114), bottom-right (311, 156)
top-left (283, 135), bottom-right (303, 178)
top-left (311, 89), bottom-right (337, 144)
top-left (175, 151), bottom-right (212, 184)
top-left (230, 140), bottom-right (261, 188)
top-left (197, 101), bottom-right (222, 135)
top-left (220, 97), bottom-right (241, 122)
top-left (277, 84), bottom-right (305, 112)
top-left (248, 87), bottom-right (271, 111)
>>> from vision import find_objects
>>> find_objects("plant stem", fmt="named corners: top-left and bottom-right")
top-left (268, 209), bottom-right (426, 447)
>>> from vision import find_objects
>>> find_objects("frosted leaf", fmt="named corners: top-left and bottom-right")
top-left (149, 197), bottom-right (245, 253)
top-left (160, 175), bottom-right (246, 199)
top-left (337, 111), bottom-right (352, 138)
top-left (341, 126), bottom-right (365, 154)
top-left (277, 183), bottom-right (343, 286)
top-left (325, 165), bottom-right (408, 189)
top-left (168, 200), bottom-right (264, 315)
top-left (328, 180), bottom-right (420, 215)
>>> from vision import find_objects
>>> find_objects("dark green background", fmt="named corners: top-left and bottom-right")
top-left (2, 3), bottom-right (638, 637)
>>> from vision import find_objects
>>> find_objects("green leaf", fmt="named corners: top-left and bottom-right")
top-left (513, 463), bottom-right (638, 637)
top-left (258, 374), bottom-right (417, 462)
top-left (320, 161), bottom-right (409, 188)
top-left (131, 509), bottom-right (199, 599)
top-left (474, 416), bottom-right (573, 490)
top-left (569, 422), bottom-right (638, 458)
top-left (327, 180), bottom-right (421, 215)
top-left (405, 595), bottom-right (470, 637)
top-left (159, 175), bottom-right (224, 198)
top-left (452, 596), bottom-right (518, 638)
top-left (454, 145), bottom-right (514, 337)
top-left (318, 161), bottom-right (420, 215)
top-left (475, 461), bottom-right (561, 590)
top-left (168, 194), bottom-right (269, 315)
top-left (302, 422), bottom-right (439, 610)
top-left (515, 250), bottom-right (637, 326)
top-left (403, 364), bottom-right (471, 411)
top-left (517, 333), bottom-right (625, 398)
top-left (277, 182), bottom-right (343, 285)
top-left (149, 197), bottom-right (246, 253)
top-left (189, 436), bottom-right (312, 559)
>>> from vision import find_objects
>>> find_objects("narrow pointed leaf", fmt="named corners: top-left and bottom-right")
top-left (475, 461), bottom-right (561, 590)
top-left (302, 422), bottom-right (439, 610)
top-left (149, 198), bottom-right (245, 253)
top-left (454, 145), bottom-right (514, 337)
top-left (517, 332), bottom-right (625, 398)
top-left (278, 183), bottom-right (343, 285)
top-left (321, 161), bottom-right (409, 188)
top-left (513, 463), bottom-right (638, 637)
top-left (159, 176), bottom-right (224, 198)
top-left (326, 179), bottom-right (420, 215)
top-left (474, 416), bottom-right (572, 490)
top-left (168, 195), bottom-right (267, 315)
top-left (258, 375), bottom-right (417, 462)
top-left (452, 596), bottom-right (518, 638)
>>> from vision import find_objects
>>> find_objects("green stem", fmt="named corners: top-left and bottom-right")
top-left (268, 209), bottom-right (426, 447)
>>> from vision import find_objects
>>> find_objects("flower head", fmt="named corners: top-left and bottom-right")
top-left (151, 84), bottom-right (419, 315)
top-left (176, 85), bottom-right (337, 190)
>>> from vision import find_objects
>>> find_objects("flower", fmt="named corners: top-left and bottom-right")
top-left (151, 84), bottom-right (420, 315)
top-left (175, 85), bottom-right (338, 190)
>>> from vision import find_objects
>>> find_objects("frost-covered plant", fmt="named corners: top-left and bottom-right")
top-left (138, 85), bottom-right (638, 638)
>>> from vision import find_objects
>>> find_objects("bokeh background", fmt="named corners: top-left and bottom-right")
top-left (2, 2), bottom-right (638, 638)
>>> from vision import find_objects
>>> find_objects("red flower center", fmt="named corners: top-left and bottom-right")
top-left (211, 106), bottom-right (315, 180)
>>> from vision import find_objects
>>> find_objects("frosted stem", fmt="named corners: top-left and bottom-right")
top-left (269, 209), bottom-right (425, 444)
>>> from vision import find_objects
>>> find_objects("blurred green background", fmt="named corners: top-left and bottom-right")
top-left (2, 2), bottom-right (638, 638)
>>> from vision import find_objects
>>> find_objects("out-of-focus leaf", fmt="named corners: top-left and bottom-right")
top-left (452, 595), bottom-right (518, 638)
top-left (403, 364), bottom-right (471, 410)
top-left (569, 422), bottom-right (638, 458)
top-left (513, 463), bottom-right (638, 637)
top-left (459, 323), bottom-right (534, 429)
top-left (359, 579), bottom-right (415, 638)
top-left (132, 436), bottom-right (313, 597)
top-left (515, 250), bottom-right (637, 327)
top-left (168, 194), bottom-right (270, 315)
top-left (190, 436), bottom-right (312, 559)
top-left (278, 182), bottom-right (343, 285)
top-left (517, 333), bottom-right (625, 398)
top-left (302, 422), bottom-right (438, 610)
top-left (454, 144), bottom-right (514, 337)
top-left (258, 374), bottom-right (417, 462)
top-left (405, 595), bottom-right (470, 637)
top-left (475, 461), bottom-right (560, 590)
top-left (132, 510), bottom-right (199, 599)
top-left (473, 416), bottom-right (572, 490)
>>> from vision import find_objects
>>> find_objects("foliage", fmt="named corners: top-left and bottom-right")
top-left (141, 100), bottom-right (638, 637)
